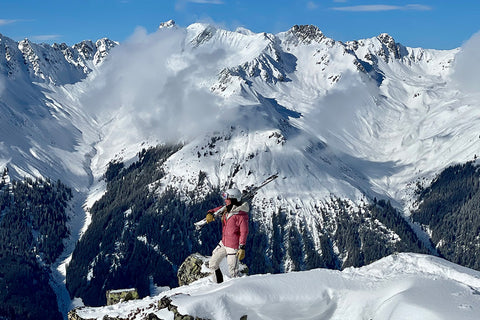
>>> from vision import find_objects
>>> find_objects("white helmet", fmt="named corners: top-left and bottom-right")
top-left (222, 188), bottom-right (242, 201)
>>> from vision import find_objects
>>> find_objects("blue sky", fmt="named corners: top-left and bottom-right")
top-left (0, 0), bottom-right (478, 49)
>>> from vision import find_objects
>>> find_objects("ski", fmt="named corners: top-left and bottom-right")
top-left (194, 174), bottom-right (278, 230)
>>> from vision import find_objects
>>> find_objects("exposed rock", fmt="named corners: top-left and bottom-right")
top-left (177, 253), bottom-right (249, 287)
top-left (106, 288), bottom-right (140, 305)
top-left (93, 38), bottom-right (118, 65)
top-left (177, 253), bottom-right (211, 286)
top-left (289, 25), bottom-right (326, 44)
top-left (190, 25), bottom-right (217, 47)
top-left (158, 296), bottom-right (209, 320)
top-left (67, 308), bottom-right (88, 320)
top-left (376, 33), bottom-right (409, 61)
top-left (102, 316), bottom-right (129, 320)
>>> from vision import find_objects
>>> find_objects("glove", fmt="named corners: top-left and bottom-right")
top-left (206, 213), bottom-right (215, 223)
top-left (237, 245), bottom-right (246, 261)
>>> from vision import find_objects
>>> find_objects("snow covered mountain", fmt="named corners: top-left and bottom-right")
top-left (0, 21), bottom-right (479, 318)
top-left (0, 33), bottom-right (117, 190)
top-left (1, 22), bottom-right (475, 213)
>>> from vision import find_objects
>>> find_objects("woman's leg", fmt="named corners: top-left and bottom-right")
top-left (208, 242), bottom-right (227, 283)
top-left (225, 246), bottom-right (239, 278)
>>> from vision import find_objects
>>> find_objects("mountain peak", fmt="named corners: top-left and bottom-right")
top-left (188, 24), bottom-right (217, 47)
top-left (377, 33), bottom-right (396, 46)
top-left (159, 20), bottom-right (176, 29)
top-left (288, 24), bottom-right (325, 44)
top-left (376, 33), bottom-right (405, 60)
top-left (235, 26), bottom-right (255, 36)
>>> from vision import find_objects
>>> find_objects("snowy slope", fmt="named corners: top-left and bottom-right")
top-left (0, 34), bottom-right (117, 190)
top-left (74, 253), bottom-right (480, 320)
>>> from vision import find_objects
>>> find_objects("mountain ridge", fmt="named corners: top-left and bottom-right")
top-left (1, 33), bottom-right (117, 85)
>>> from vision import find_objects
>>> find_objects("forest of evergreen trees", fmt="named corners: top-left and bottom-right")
top-left (0, 170), bottom-right (72, 320)
top-left (245, 197), bottom-right (428, 275)
top-left (412, 161), bottom-right (480, 270)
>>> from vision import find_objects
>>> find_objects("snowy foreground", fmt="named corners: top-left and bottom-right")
top-left (76, 253), bottom-right (480, 320)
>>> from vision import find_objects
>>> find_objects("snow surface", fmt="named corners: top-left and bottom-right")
top-left (75, 253), bottom-right (480, 320)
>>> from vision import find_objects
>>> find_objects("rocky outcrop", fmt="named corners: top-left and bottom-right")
top-left (288, 24), bottom-right (326, 45)
top-left (67, 288), bottom-right (140, 320)
top-left (67, 294), bottom-right (208, 320)
top-left (377, 33), bottom-right (403, 60)
top-left (67, 309), bottom-right (84, 320)
top-left (177, 253), bottom-right (211, 286)
top-left (158, 296), bottom-right (209, 320)
top-left (177, 253), bottom-right (249, 286)
top-left (106, 288), bottom-right (140, 305)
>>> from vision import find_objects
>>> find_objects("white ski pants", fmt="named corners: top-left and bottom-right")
top-left (208, 241), bottom-right (239, 277)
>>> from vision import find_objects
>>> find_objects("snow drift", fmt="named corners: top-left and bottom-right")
top-left (74, 253), bottom-right (480, 320)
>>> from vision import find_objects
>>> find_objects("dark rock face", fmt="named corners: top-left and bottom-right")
top-left (289, 25), bottom-right (326, 44)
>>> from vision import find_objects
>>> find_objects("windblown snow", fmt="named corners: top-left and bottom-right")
top-left (75, 253), bottom-right (480, 320)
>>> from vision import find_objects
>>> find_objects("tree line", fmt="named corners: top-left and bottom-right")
top-left (412, 161), bottom-right (480, 270)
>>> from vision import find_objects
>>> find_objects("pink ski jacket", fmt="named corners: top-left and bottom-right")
top-left (212, 202), bottom-right (249, 249)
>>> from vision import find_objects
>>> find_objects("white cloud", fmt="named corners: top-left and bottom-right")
top-left (80, 26), bottom-right (224, 144)
top-left (31, 34), bottom-right (62, 42)
top-left (180, 0), bottom-right (223, 5)
top-left (450, 31), bottom-right (480, 95)
top-left (188, 0), bottom-right (224, 3)
top-left (331, 4), bottom-right (432, 12)
top-left (0, 19), bottom-right (17, 26)
top-left (404, 4), bottom-right (432, 11)
top-left (175, 0), bottom-right (223, 11)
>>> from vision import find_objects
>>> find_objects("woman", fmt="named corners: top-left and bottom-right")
top-left (205, 188), bottom-right (249, 283)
